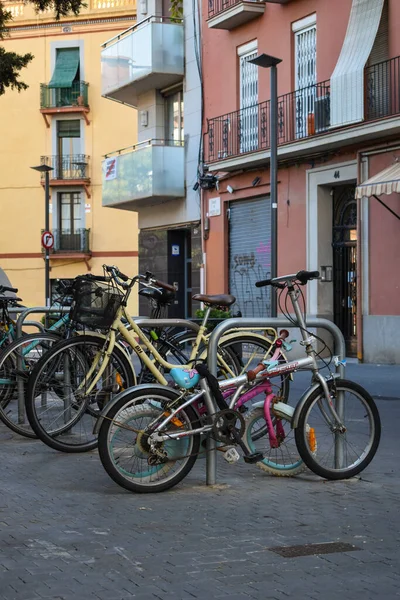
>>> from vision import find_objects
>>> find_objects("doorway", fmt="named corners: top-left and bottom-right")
top-left (332, 185), bottom-right (357, 356)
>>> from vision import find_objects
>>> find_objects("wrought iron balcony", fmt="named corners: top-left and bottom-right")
top-left (40, 155), bottom-right (90, 181)
top-left (207, 81), bottom-right (330, 162)
top-left (52, 229), bottom-right (91, 254)
top-left (207, 0), bottom-right (265, 30)
top-left (365, 56), bottom-right (400, 121)
top-left (40, 81), bottom-right (89, 109)
top-left (102, 139), bottom-right (185, 209)
top-left (101, 16), bottom-right (184, 107)
top-left (41, 229), bottom-right (91, 255)
top-left (206, 56), bottom-right (400, 164)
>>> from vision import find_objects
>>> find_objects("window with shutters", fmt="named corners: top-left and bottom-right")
top-left (238, 41), bottom-right (258, 153)
top-left (293, 15), bottom-right (317, 138)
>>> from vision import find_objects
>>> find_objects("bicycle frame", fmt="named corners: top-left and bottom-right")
top-left (78, 305), bottom-right (280, 397)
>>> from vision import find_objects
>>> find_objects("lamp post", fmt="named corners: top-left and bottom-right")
top-left (249, 53), bottom-right (282, 317)
top-left (30, 163), bottom-right (54, 311)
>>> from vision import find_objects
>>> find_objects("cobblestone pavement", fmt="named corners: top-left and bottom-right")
top-left (0, 395), bottom-right (399, 600)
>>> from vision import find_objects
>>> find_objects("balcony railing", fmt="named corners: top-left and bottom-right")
top-left (365, 56), bottom-right (400, 120)
top-left (207, 0), bottom-right (265, 29)
top-left (207, 81), bottom-right (330, 162)
top-left (102, 139), bottom-right (185, 209)
top-left (101, 16), bottom-right (184, 107)
top-left (208, 0), bottom-right (241, 18)
top-left (206, 55), bottom-right (400, 163)
top-left (40, 81), bottom-right (89, 109)
top-left (41, 229), bottom-right (91, 254)
top-left (40, 155), bottom-right (90, 181)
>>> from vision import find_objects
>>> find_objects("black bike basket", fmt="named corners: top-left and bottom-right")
top-left (69, 277), bottom-right (124, 330)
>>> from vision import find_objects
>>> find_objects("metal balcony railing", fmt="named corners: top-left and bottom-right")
top-left (365, 55), bottom-right (400, 120)
top-left (52, 229), bottom-right (91, 253)
top-left (207, 81), bottom-right (330, 162)
top-left (40, 155), bottom-right (90, 180)
top-left (208, 0), bottom-right (242, 18)
top-left (40, 81), bottom-right (89, 109)
top-left (206, 55), bottom-right (400, 163)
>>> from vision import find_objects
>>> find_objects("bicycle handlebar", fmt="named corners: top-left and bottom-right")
top-left (255, 270), bottom-right (320, 288)
top-left (0, 285), bottom-right (18, 294)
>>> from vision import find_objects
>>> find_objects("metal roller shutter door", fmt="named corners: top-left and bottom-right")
top-left (229, 197), bottom-right (271, 318)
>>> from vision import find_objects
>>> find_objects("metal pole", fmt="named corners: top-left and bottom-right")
top-left (45, 171), bottom-right (51, 324)
top-left (270, 64), bottom-right (278, 318)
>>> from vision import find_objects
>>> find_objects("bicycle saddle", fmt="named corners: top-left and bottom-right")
top-left (139, 287), bottom-right (175, 306)
top-left (192, 294), bottom-right (236, 307)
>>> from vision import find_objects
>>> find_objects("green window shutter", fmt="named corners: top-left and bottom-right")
top-left (49, 48), bottom-right (80, 88)
top-left (57, 120), bottom-right (81, 138)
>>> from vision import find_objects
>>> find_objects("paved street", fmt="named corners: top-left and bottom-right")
top-left (0, 364), bottom-right (399, 600)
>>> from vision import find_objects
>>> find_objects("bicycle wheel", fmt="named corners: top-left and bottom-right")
top-left (295, 379), bottom-right (381, 480)
top-left (26, 334), bottom-right (136, 453)
top-left (0, 332), bottom-right (61, 438)
top-left (244, 406), bottom-right (305, 476)
top-left (98, 387), bottom-right (200, 493)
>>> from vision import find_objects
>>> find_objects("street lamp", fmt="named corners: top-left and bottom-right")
top-left (30, 163), bottom-right (54, 311)
top-left (249, 53), bottom-right (282, 317)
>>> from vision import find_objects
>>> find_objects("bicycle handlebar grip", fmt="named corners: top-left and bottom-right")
top-left (0, 285), bottom-right (18, 293)
top-left (153, 279), bottom-right (176, 292)
top-left (116, 269), bottom-right (129, 282)
top-left (279, 329), bottom-right (290, 339)
top-left (247, 362), bottom-right (266, 382)
top-left (255, 279), bottom-right (271, 288)
top-left (296, 270), bottom-right (320, 284)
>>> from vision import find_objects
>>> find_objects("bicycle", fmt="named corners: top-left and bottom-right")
top-left (95, 270), bottom-right (381, 493)
top-left (25, 266), bottom-right (285, 453)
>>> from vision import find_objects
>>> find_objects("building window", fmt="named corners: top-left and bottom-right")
top-left (165, 90), bottom-right (184, 143)
top-left (49, 47), bottom-right (81, 107)
top-left (238, 41), bottom-right (258, 153)
top-left (56, 120), bottom-right (81, 179)
top-left (56, 192), bottom-right (83, 251)
top-left (292, 14), bottom-right (317, 137)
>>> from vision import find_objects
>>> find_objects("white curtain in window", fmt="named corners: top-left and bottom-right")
top-left (330, 0), bottom-right (384, 127)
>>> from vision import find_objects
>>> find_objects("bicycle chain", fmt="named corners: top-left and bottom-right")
top-left (100, 412), bottom-right (242, 462)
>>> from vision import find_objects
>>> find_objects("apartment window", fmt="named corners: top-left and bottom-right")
top-left (58, 192), bottom-right (83, 250)
top-left (293, 14), bottom-right (317, 137)
top-left (49, 47), bottom-right (81, 106)
top-left (165, 90), bottom-right (184, 143)
top-left (56, 120), bottom-right (81, 179)
top-left (238, 41), bottom-right (258, 153)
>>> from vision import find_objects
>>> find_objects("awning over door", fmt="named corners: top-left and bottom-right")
top-left (355, 163), bottom-right (400, 198)
top-left (49, 48), bottom-right (80, 88)
top-left (330, 0), bottom-right (384, 127)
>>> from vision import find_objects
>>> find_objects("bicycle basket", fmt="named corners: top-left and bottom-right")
top-left (69, 277), bottom-right (124, 330)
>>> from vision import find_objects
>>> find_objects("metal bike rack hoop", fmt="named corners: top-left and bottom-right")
top-left (206, 317), bottom-right (346, 485)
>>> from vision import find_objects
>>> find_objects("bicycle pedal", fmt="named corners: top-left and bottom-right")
top-left (223, 447), bottom-right (240, 464)
top-left (243, 452), bottom-right (264, 464)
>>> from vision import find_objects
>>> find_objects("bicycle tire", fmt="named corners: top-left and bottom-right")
top-left (98, 386), bottom-right (200, 493)
top-left (294, 379), bottom-right (381, 480)
top-left (0, 332), bottom-right (61, 438)
top-left (26, 334), bottom-right (136, 453)
top-left (243, 406), bottom-right (305, 477)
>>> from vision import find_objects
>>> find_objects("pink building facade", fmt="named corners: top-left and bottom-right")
top-left (201, 0), bottom-right (400, 363)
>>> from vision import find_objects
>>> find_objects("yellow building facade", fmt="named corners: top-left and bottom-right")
top-left (0, 0), bottom-right (139, 312)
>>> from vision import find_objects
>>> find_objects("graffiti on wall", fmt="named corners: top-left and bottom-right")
top-left (230, 241), bottom-right (271, 317)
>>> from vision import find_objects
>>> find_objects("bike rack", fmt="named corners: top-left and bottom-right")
top-left (13, 307), bottom-right (71, 424)
top-left (206, 317), bottom-right (346, 486)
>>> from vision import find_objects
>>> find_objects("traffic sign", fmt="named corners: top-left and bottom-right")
top-left (41, 231), bottom-right (54, 250)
